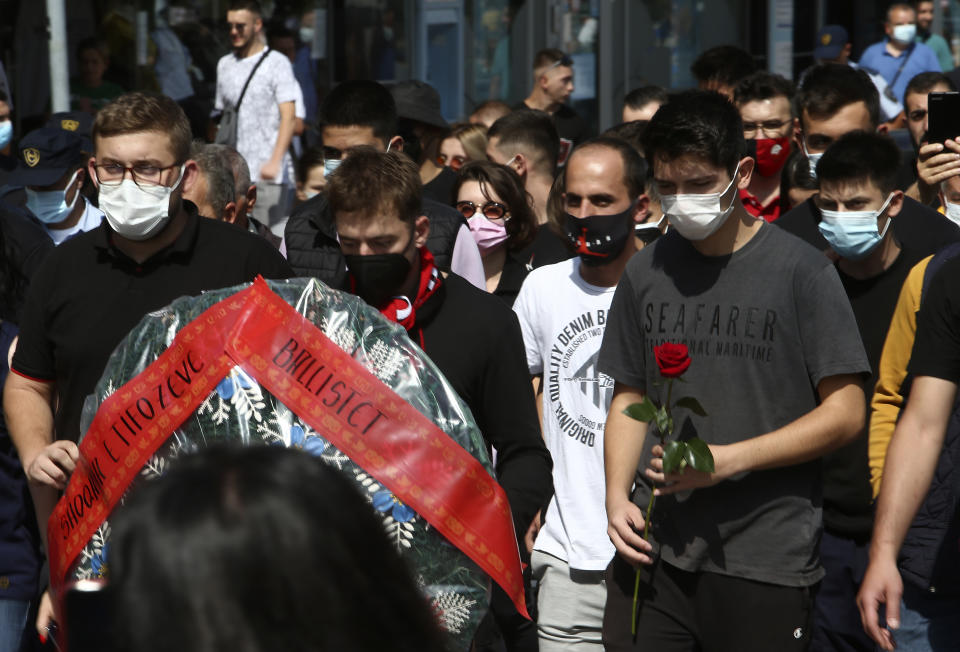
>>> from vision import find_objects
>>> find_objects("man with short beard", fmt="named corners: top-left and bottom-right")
top-left (214, 0), bottom-right (301, 236)
top-left (513, 137), bottom-right (645, 650)
top-left (325, 147), bottom-right (552, 652)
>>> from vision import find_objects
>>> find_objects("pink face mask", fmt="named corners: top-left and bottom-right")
top-left (467, 215), bottom-right (509, 255)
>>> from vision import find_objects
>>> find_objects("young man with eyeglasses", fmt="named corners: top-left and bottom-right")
top-left (777, 63), bottom-right (959, 254)
top-left (214, 0), bottom-right (303, 237)
top-left (512, 137), bottom-right (644, 650)
top-left (733, 72), bottom-right (795, 222)
top-left (325, 146), bottom-right (553, 652)
top-left (4, 92), bottom-right (291, 631)
top-left (517, 49), bottom-right (590, 163)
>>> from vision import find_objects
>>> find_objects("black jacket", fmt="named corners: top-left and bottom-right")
top-left (899, 242), bottom-right (960, 595)
top-left (413, 271), bottom-right (554, 540)
top-left (284, 194), bottom-right (466, 285)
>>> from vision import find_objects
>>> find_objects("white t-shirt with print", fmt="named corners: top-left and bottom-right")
top-left (513, 257), bottom-right (617, 571)
top-left (215, 47), bottom-right (302, 186)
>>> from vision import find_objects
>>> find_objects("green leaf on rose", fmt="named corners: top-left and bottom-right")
top-left (662, 440), bottom-right (686, 473)
top-left (623, 398), bottom-right (657, 422)
top-left (655, 407), bottom-right (671, 436)
top-left (674, 396), bottom-right (707, 417)
top-left (684, 438), bottom-right (715, 473)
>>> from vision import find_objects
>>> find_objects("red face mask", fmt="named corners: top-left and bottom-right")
top-left (754, 137), bottom-right (791, 177)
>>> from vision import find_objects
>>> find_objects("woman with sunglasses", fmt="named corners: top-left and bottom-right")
top-left (437, 123), bottom-right (488, 172)
top-left (453, 161), bottom-right (537, 306)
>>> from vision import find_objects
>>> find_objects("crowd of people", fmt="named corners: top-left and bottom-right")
top-left (2, 0), bottom-right (960, 651)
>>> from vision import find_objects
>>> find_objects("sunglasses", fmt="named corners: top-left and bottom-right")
top-left (548, 55), bottom-right (574, 69)
top-left (456, 200), bottom-right (510, 221)
top-left (436, 153), bottom-right (466, 171)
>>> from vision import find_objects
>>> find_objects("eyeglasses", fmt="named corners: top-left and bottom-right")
top-left (455, 200), bottom-right (510, 221)
top-left (226, 22), bottom-right (248, 32)
top-left (436, 154), bottom-right (466, 171)
top-left (94, 162), bottom-right (180, 188)
top-left (742, 118), bottom-right (792, 137)
top-left (907, 108), bottom-right (927, 122)
top-left (548, 55), bottom-right (574, 70)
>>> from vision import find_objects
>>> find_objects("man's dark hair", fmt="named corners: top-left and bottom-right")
top-left (601, 122), bottom-right (649, 176)
top-left (904, 71), bottom-right (957, 99)
top-left (690, 46), bottom-right (757, 88)
top-left (733, 71), bottom-right (795, 107)
top-left (296, 145), bottom-right (325, 185)
top-left (109, 446), bottom-right (449, 652)
top-left (533, 48), bottom-right (570, 72)
top-left (228, 0), bottom-right (262, 15)
top-left (325, 148), bottom-right (421, 225)
top-left (796, 63), bottom-right (880, 129)
top-left (640, 90), bottom-right (746, 176)
top-left (319, 80), bottom-right (397, 142)
top-left (817, 131), bottom-right (902, 194)
top-left (487, 109), bottom-right (560, 177)
top-left (624, 86), bottom-right (668, 111)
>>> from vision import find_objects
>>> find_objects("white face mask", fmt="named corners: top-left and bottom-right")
top-left (660, 163), bottom-right (741, 241)
top-left (892, 23), bottom-right (917, 44)
top-left (944, 200), bottom-right (960, 227)
top-left (99, 166), bottom-right (184, 241)
top-left (802, 139), bottom-right (823, 180)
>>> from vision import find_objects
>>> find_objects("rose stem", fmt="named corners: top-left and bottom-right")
top-left (633, 378), bottom-right (674, 635)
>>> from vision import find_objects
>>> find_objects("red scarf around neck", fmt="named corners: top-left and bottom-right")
top-left (378, 248), bottom-right (442, 331)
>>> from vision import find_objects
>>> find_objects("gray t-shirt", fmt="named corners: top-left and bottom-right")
top-left (598, 223), bottom-right (869, 587)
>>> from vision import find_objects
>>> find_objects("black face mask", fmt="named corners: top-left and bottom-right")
top-left (563, 203), bottom-right (635, 267)
top-left (344, 253), bottom-right (412, 307)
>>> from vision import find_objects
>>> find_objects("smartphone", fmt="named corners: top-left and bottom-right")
top-left (926, 91), bottom-right (960, 144)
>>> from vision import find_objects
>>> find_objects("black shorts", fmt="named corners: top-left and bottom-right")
top-left (602, 553), bottom-right (817, 652)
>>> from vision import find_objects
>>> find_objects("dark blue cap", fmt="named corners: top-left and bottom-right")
top-left (814, 25), bottom-right (849, 61)
top-left (7, 127), bottom-right (85, 187)
top-left (44, 111), bottom-right (94, 151)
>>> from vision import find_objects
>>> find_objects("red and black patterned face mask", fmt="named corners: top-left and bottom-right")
top-left (751, 137), bottom-right (792, 177)
top-left (563, 202), bottom-right (635, 267)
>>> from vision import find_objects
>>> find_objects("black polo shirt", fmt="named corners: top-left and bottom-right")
top-left (12, 202), bottom-right (293, 442)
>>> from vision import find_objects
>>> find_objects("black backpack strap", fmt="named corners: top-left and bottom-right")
top-left (235, 47), bottom-right (270, 112)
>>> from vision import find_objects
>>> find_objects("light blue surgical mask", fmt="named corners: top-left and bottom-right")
top-left (818, 193), bottom-right (894, 260)
top-left (892, 23), bottom-right (917, 45)
top-left (25, 170), bottom-right (80, 224)
top-left (0, 120), bottom-right (11, 149)
top-left (323, 157), bottom-right (341, 178)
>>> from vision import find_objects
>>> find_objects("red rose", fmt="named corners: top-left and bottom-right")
top-left (654, 342), bottom-right (691, 378)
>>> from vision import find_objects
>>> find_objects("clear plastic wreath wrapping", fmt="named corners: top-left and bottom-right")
top-left (69, 278), bottom-right (498, 648)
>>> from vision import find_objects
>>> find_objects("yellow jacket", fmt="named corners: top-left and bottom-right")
top-left (869, 255), bottom-right (932, 498)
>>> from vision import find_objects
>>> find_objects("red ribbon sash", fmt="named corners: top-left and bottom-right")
top-left (49, 278), bottom-right (528, 618)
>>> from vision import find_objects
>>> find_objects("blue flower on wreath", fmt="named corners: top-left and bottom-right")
top-left (91, 543), bottom-right (109, 578)
top-left (372, 490), bottom-right (416, 522)
top-left (290, 424), bottom-right (327, 456)
top-left (215, 372), bottom-right (253, 400)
